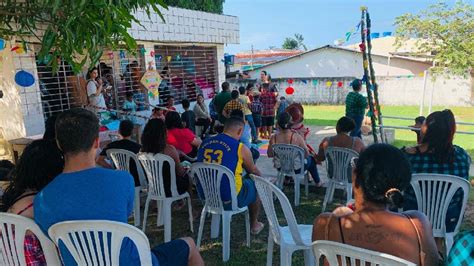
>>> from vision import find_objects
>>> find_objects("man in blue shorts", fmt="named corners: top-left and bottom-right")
top-left (34, 108), bottom-right (203, 266)
top-left (197, 116), bottom-right (265, 234)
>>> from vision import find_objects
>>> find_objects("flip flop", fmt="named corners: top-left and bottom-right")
top-left (251, 222), bottom-right (265, 235)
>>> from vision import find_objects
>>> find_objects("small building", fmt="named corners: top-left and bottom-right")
top-left (0, 6), bottom-right (240, 160)
top-left (233, 48), bottom-right (303, 72)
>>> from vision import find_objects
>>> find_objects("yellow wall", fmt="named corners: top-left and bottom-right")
top-left (0, 41), bottom-right (27, 159)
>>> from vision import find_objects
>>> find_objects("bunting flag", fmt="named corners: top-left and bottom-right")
top-left (363, 60), bottom-right (369, 68)
top-left (326, 81), bottom-right (333, 87)
top-left (301, 79), bottom-right (307, 84)
top-left (166, 56), bottom-right (172, 62)
top-left (119, 50), bottom-right (126, 59)
top-left (285, 86), bottom-right (294, 95)
top-left (312, 79), bottom-right (319, 86)
top-left (288, 79), bottom-right (294, 84)
top-left (418, 72), bottom-right (424, 77)
top-left (337, 81), bottom-right (343, 88)
top-left (140, 47), bottom-right (146, 55)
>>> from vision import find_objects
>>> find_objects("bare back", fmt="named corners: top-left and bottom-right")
top-left (312, 210), bottom-right (439, 266)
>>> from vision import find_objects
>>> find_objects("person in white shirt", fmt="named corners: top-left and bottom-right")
top-left (86, 67), bottom-right (106, 111)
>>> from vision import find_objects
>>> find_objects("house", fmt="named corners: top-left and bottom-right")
top-left (233, 48), bottom-right (303, 72)
top-left (247, 44), bottom-right (432, 79)
top-left (0, 6), bottom-right (240, 159)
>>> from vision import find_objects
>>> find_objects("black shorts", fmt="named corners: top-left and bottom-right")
top-left (252, 114), bottom-right (262, 128)
top-left (262, 116), bottom-right (275, 127)
top-left (152, 239), bottom-right (189, 266)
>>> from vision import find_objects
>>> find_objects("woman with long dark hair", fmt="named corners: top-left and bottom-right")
top-left (141, 119), bottom-right (190, 197)
top-left (402, 109), bottom-right (471, 233)
top-left (193, 94), bottom-right (211, 138)
top-left (2, 139), bottom-right (64, 265)
top-left (312, 144), bottom-right (439, 265)
top-left (165, 111), bottom-right (201, 158)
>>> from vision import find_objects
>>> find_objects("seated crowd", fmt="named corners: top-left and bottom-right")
top-left (1, 80), bottom-right (472, 265)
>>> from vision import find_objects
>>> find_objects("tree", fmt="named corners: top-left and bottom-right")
top-left (282, 33), bottom-right (307, 50)
top-left (164, 0), bottom-right (224, 14)
top-left (395, 1), bottom-right (473, 76)
top-left (0, 0), bottom-right (167, 73)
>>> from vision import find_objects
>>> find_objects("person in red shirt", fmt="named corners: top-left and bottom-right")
top-left (260, 83), bottom-right (277, 139)
top-left (165, 111), bottom-right (202, 158)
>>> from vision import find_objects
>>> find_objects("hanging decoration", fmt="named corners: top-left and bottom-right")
top-left (312, 80), bottom-right (319, 86)
top-left (155, 54), bottom-right (162, 61)
top-left (176, 54), bottom-right (181, 61)
top-left (14, 70), bottom-right (35, 87)
top-left (285, 86), bottom-right (294, 95)
top-left (150, 51), bottom-right (155, 57)
top-left (119, 50), bottom-right (126, 59)
top-left (166, 56), bottom-right (172, 62)
top-left (326, 81), bottom-right (333, 87)
top-left (334, 22), bottom-right (361, 46)
top-left (359, 43), bottom-right (366, 52)
top-left (287, 79), bottom-right (294, 84)
top-left (11, 44), bottom-right (26, 54)
top-left (337, 81), bottom-right (343, 88)
top-left (140, 70), bottom-right (162, 99)
top-left (363, 60), bottom-right (369, 68)
top-left (107, 52), bottom-right (114, 59)
top-left (301, 80), bottom-right (307, 84)
top-left (0, 38), bottom-right (5, 51)
top-left (140, 47), bottom-right (146, 55)
top-left (418, 72), bottom-right (424, 77)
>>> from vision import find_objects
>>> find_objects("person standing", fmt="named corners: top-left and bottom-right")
top-left (213, 82), bottom-right (232, 124)
top-left (260, 83), bottom-right (277, 139)
top-left (239, 86), bottom-right (259, 144)
top-left (86, 67), bottom-right (106, 112)
top-left (181, 99), bottom-right (195, 133)
top-left (345, 79), bottom-right (367, 138)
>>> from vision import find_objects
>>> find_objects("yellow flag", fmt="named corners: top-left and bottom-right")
top-left (167, 56), bottom-right (172, 62)
top-left (326, 81), bottom-right (333, 87)
top-left (418, 72), bottom-right (424, 77)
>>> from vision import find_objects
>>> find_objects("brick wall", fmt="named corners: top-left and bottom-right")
top-left (130, 7), bottom-right (239, 44)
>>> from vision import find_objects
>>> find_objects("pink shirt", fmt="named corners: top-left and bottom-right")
top-left (167, 128), bottom-right (195, 155)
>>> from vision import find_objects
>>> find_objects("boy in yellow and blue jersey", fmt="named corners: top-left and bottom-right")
top-left (197, 116), bottom-right (265, 234)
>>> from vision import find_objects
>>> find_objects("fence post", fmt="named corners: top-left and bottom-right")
top-left (419, 70), bottom-right (428, 116)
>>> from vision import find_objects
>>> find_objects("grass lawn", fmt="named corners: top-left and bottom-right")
top-left (303, 105), bottom-right (474, 158)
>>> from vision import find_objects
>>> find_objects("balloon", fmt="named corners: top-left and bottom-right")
top-left (285, 86), bottom-right (294, 95)
top-left (337, 81), bottom-right (343, 87)
top-left (15, 70), bottom-right (35, 87)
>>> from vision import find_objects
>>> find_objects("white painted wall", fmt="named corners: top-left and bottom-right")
top-left (248, 47), bottom-right (431, 79)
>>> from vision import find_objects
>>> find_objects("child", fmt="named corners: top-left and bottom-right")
top-left (411, 116), bottom-right (426, 144)
top-left (123, 92), bottom-right (137, 124)
top-left (250, 93), bottom-right (263, 139)
top-left (275, 96), bottom-right (289, 118)
top-left (181, 99), bottom-right (195, 133)
top-left (222, 90), bottom-right (244, 118)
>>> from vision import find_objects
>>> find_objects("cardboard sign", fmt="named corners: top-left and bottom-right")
top-left (140, 70), bottom-right (162, 99)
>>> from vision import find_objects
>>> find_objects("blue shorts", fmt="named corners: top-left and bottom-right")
top-left (224, 178), bottom-right (257, 210)
top-left (151, 239), bottom-right (189, 266)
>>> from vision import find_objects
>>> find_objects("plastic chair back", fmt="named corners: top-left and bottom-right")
top-left (48, 220), bottom-right (152, 266)
top-left (325, 147), bottom-right (358, 183)
top-left (271, 144), bottom-right (305, 176)
top-left (312, 240), bottom-right (416, 266)
top-left (0, 213), bottom-right (60, 266)
top-left (138, 152), bottom-right (178, 198)
top-left (252, 175), bottom-right (306, 246)
top-left (107, 149), bottom-right (147, 189)
top-left (190, 162), bottom-right (239, 212)
top-left (410, 173), bottom-right (470, 238)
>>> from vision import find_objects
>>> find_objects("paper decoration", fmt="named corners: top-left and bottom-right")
top-left (176, 54), bottom-right (181, 61)
top-left (359, 43), bottom-right (366, 52)
top-left (166, 56), bottom-right (172, 62)
top-left (107, 52), bottom-right (114, 59)
top-left (312, 80), bottom-right (319, 86)
top-left (326, 81), bottom-right (333, 87)
top-left (418, 72), bottom-right (424, 77)
top-left (288, 79), bottom-right (293, 84)
top-left (140, 70), bottom-right (162, 99)
top-left (119, 50), bottom-right (126, 59)
top-left (301, 80), bottom-right (307, 84)
top-left (285, 86), bottom-right (294, 95)
top-left (140, 47), bottom-right (146, 55)
top-left (360, 6), bottom-right (367, 11)
top-left (150, 51), bottom-right (155, 57)
top-left (361, 75), bottom-right (368, 83)
top-left (0, 38), bottom-right (4, 51)
top-left (15, 70), bottom-right (35, 87)
top-left (363, 60), bottom-right (368, 68)
top-left (11, 44), bottom-right (25, 54)
top-left (337, 81), bottom-right (343, 87)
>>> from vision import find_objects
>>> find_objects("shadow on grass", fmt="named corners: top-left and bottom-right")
top-left (305, 118), bottom-right (339, 127)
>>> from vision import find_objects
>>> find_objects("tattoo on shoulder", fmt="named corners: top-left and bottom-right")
top-left (348, 231), bottom-right (402, 244)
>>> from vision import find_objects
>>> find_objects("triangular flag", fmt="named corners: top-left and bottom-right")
top-left (301, 80), bottom-right (307, 84)
top-left (312, 80), bottom-right (319, 86)
top-left (326, 81), bottom-right (333, 87)
top-left (167, 56), bottom-right (172, 62)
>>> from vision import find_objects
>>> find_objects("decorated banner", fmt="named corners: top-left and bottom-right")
top-left (140, 70), bottom-right (162, 99)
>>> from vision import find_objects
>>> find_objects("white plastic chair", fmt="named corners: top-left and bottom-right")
top-left (322, 147), bottom-right (359, 211)
top-left (271, 144), bottom-right (310, 206)
top-left (48, 220), bottom-right (152, 266)
top-left (138, 152), bottom-right (193, 243)
top-left (107, 149), bottom-right (148, 227)
top-left (252, 175), bottom-right (314, 266)
top-left (0, 213), bottom-right (61, 266)
top-left (190, 162), bottom-right (250, 262)
top-left (312, 240), bottom-right (416, 266)
top-left (410, 173), bottom-right (471, 254)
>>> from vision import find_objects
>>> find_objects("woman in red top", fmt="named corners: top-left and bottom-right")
top-left (165, 111), bottom-right (202, 158)
top-left (2, 139), bottom-right (64, 266)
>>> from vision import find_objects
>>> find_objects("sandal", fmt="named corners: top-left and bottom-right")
top-left (251, 222), bottom-right (265, 235)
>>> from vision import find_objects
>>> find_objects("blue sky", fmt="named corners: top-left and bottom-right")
top-left (223, 0), bottom-right (457, 54)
